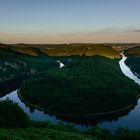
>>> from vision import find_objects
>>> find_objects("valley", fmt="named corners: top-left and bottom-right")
top-left (0, 43), bottom-right (140, 139)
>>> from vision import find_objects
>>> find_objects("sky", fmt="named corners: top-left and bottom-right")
top-left (0, 0), bottom-right (140, 44)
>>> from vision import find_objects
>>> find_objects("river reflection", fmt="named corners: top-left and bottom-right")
top-left (0, 54), bottom-right (140, 132)
top-left (0, 89), bottom-right (139, 132)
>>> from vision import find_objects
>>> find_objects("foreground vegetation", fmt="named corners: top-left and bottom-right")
top-left (20, 56), bottom-right (140, 115)
top-left (1, 100), bottom-right (140, 140)
top-left (0, 100), bottom-right (29, 128)
top-left (2, 127), bottom-right (140, 140)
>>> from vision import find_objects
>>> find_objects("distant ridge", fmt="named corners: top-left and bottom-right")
top-left (0, 43), bottom-right (120, 58)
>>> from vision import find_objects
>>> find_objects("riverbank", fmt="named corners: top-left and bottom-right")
top-left (18, 90), bottom-right (139, 118)
top-left (0, 75), bottom-right (28, 98)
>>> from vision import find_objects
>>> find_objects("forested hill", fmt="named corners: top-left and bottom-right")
top-left (125, 46), bottom-right (140, 56)
top-left (20, 56), bottom-right (140, 116)
top-left (125, 46), bottom-right (140, 75)
top-left (0, 43), bottom-right (120, 58)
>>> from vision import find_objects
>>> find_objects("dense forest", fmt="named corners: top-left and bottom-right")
top-left (20, 56), bottom-right (140, 115)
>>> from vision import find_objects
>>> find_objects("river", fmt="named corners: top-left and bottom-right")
top-left (119, 53), bottom-right (140, 85)
top-left (0, 54), bottom-right (140, 132)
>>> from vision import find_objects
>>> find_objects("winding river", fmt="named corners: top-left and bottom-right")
top-left (0, 54), bottom-right (140, 132)
top-left (119, 53), bottom-right (140, 85)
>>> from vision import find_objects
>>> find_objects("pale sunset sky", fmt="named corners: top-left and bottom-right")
top-left (0, 0), bottom-right (140, 43)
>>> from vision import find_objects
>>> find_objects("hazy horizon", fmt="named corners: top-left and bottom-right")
top-left (0, 0), bottom-right (140, 44)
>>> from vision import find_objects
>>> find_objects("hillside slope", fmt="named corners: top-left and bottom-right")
top-left (41, 44), bottom-right (120, 58)
top-left (125, 46), bottom-right (140, 56)
top-left (0, 44), bottom-right (58, 83)
top-left (125, 46), bottom-right (140, 75)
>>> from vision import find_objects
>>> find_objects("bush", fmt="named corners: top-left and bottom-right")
top-left (0, 99), bottom-right (29, 128)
